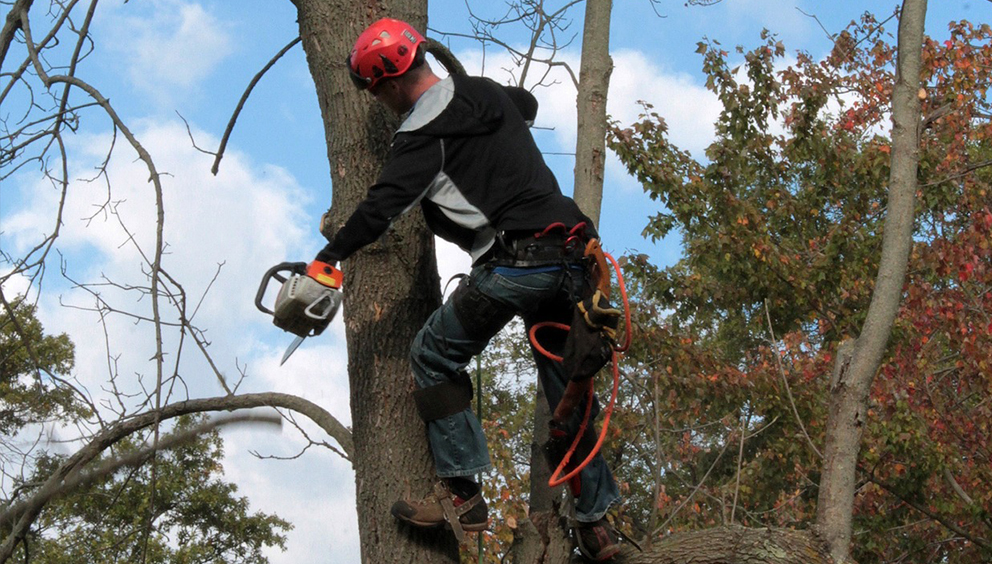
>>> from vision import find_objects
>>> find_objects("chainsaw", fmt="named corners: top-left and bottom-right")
top-left (255, 261), bottom-right (343, 365)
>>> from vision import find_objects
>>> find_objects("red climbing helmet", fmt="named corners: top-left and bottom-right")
top-left (347, 18), bottom-right (426, 90)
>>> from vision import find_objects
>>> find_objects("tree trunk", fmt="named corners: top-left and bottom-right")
top-left (613, 526), bottom-right (834, 564)
top-left (572, 0), bottom-right (613, 226)
top-left (516, 379), bottom-right (573, 563)
top-left (815, 1), bottom-right (927, 562)
top-left (518, 4), bottom-right (615, 562)
top-left (294, 2), bottom-right (455, 563)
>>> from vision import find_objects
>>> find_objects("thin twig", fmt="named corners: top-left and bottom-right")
top-left (730, 410), bottom-right (751, 524)
top-left (764, 299), bottom-right (822, 459)
top-left (211, 37), bottom-right (301, 175)
top-left (653, 431), bottom-right (734, 536)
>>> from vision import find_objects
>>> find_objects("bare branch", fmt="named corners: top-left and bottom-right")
top-left (1, 413), bottom-right (281, 537)
top-left (730, 410), bottom-right (751, 524)
top-left (211, 37), bottom-right (301, 175)
top-left (0, 0), bottom-right (35, 70)
top-left (0, 391), bottom-right (354, 560)
top-left (435, 0), bottom-right (580, 89)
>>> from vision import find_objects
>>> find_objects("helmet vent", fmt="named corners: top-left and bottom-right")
top-left (380, 55), bottom-right (399, 75)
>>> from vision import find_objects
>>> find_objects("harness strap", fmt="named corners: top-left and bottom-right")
top-left (489, 227), bottom-right (587, 268)
top-left (434, 481), bottom-right (466, 543)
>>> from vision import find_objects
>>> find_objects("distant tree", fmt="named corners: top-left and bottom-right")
top-left (609, 3), bottom-right (992, 563)
top-left (16, 416), bottom-right (290, 564)
top-left (817, 0), bottom-right (927, 560)
top-left (572, 0), bottom-right (613, 225)
top-left (0, 297), bottom-right (85, 437)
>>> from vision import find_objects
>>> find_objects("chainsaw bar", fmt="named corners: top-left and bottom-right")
top-left (256, 261), bottom-right (343, 366)
top-left (280, 335), bottom-right (306, 366)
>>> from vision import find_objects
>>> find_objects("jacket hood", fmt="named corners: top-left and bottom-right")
top-left (397, 75), bottom-right (505, 137)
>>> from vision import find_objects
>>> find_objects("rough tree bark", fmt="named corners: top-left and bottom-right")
top-left (572, 0), bottom-right (613, 226)
top-left (815, 1), bottom-right (928, 562)
top-left (612, 527), bottom-right (834, 564)
top-left (293, 2), bottom-right (455, 563)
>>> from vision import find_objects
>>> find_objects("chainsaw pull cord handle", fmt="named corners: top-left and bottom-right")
top-left (254, 261), bottom-right (308, 315)
top-left (528, 250), bottom-right (631, 488)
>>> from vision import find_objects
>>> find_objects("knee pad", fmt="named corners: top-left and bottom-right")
top-left (413, 369), bottom-right (474, 422)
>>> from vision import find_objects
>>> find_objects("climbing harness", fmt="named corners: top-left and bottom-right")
top-left (526, 226), bottom-right (632, 489)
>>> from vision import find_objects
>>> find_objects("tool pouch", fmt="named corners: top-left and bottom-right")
top-left (450, 279), bottom-right (515, 341)
top-left (561, 239), bottom-right (621, 382)
top-left (562, 291), bottom-right (619, 382)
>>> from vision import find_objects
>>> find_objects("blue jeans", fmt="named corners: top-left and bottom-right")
top-left (410, 263), bottom-right (621, 522)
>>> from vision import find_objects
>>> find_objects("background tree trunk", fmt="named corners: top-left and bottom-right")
top-left (294, 2), bottom-right (456, 563)
top-left (572, 0), bottom-right (613, 226)
top-left (613, 527), bottom-right (834, 564)
top-left (815, 1), bottom-right (928, 561)
top-left (517, 3), bottom-right (615, 562)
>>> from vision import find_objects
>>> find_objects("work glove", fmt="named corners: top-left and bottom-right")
top-left (319, 209), bottom-right (336, 242)
top-left (314, 243), bottom-right (339, 266)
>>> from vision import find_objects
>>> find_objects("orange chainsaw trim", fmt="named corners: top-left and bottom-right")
top-left (306, 260), bottom-right (344, 289)
top-left (528, 250), bottom-right (632, 489)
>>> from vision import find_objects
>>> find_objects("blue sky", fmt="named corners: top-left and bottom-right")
top-left (0, 1), bottom-right (980, 562)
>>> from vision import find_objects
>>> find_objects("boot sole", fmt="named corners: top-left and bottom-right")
top-left (589, 544), bottom-right (621, 561)
top-left (394, 513), bottom-right (489, 532)
top-left (576, 530), bottom-right (621, 561)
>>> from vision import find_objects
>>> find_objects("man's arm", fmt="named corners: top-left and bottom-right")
top-left (317, 134), bottom-right (443, 262)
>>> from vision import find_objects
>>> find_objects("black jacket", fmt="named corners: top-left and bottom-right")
top-left (319, 74), bottom-right (594, 264)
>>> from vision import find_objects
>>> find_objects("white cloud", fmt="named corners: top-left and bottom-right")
top-left (102, 0), bottom-right (233, 103)
top-left (609, 49), bottom-right (721, 158)
top-left (3, 115), bottom-right (360, 563)
top-left (4, 116), bottom-right (320, 392)
top-left (448, 47), bottom-right (720, 159)
top-left (221, 420), bottom-right (360, 564)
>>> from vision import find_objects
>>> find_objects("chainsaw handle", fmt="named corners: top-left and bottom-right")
top-left (255, 262), bottom-right (308, 315)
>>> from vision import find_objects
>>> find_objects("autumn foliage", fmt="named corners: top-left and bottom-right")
top-left (605, 16), bottom-right (992, 563)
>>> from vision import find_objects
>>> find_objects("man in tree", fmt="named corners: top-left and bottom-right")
top-left (314, 17), bottom-right (622, 561)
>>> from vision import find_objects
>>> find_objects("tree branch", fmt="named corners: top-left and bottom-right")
top-left (0, 0), bottom-right (34, 69)
top-left (0, 391), bottom-right (354, 561)
top-left (211, 37), bottom-right (301, 175)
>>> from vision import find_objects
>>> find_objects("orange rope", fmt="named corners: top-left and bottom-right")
top-left (527, 251), bottom-right (631, 488)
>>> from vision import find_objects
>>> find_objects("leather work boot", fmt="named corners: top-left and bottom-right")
top-left (574, 518), bottom-right (620, 561)
top-left (391, 481), bottom-right (488, 542)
